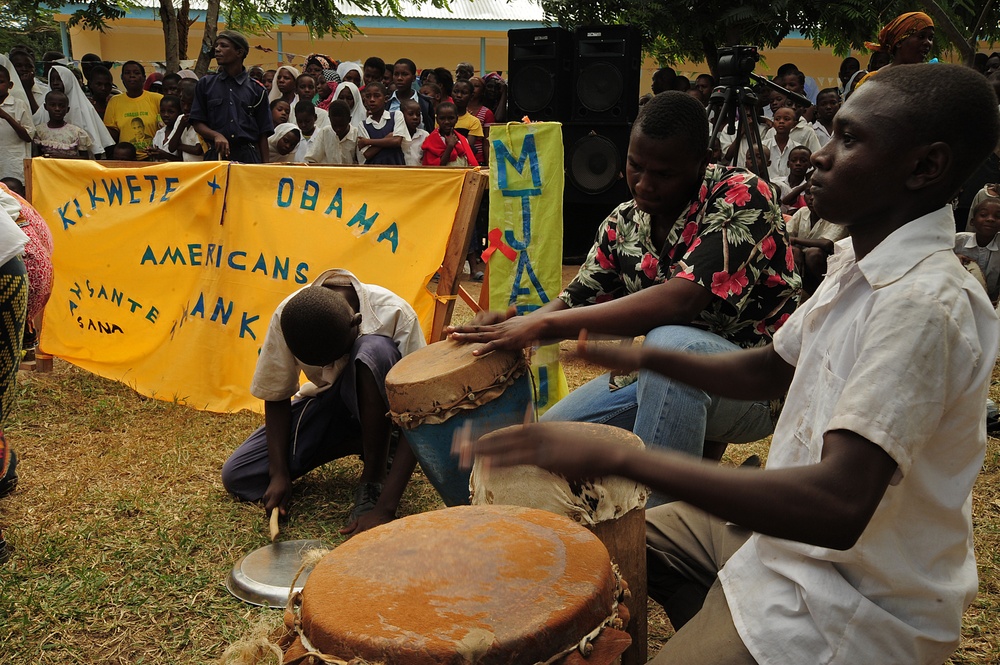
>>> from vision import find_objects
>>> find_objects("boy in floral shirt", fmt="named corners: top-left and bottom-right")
top-left (450, 92), bottom-right (799, 496)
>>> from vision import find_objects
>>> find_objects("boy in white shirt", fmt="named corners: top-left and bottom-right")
top-left (461, 64), bottom-right (1000, 665)
top-left (400, 99), bottom-right (429, 166)
top-left (304, 100), bottom-right (358, 165)
top-left (0, 64), bottom-right (34, 183)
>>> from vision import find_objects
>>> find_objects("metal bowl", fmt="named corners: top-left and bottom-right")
top-left (225, 539), bottom-right (326, 608)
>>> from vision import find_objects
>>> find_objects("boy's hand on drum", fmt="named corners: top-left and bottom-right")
top-left (574, 330), bottom-right (643, 373)
top-left (447, 307), bottom-right (544, 356)
top-left (263, 474), bottom-right (292, 518)
top-left (454, 420), bottom-right (621, 482)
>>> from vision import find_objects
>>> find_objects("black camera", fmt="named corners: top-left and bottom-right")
top-left (716, 45), bottom-right (760, 86)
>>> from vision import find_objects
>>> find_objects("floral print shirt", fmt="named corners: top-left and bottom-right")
top-left (560, 164), bottom-right (802, 353)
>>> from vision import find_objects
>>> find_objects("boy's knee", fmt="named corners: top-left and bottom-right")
top-left (352, 334), bottom-right (402, 382)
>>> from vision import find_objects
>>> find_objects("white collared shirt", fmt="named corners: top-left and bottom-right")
top-left (721, 206), bottom-right (999, 665)
top-left (0, 96), bottom-right (35, 183)
top-left (250, 268), bottom-right (425, 401)
top-left (812, 120), bottom-right (833, 147)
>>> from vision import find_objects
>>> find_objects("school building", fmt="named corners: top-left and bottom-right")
top-left (55, 0), bottom-right (875, 92)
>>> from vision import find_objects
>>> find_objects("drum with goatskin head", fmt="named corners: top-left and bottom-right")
top-left (385, 339), bottom-right (532, 506)
top-left (281, 505), bottom-right (632, 664)
top-left (471, 422), bottom-right (650, 665)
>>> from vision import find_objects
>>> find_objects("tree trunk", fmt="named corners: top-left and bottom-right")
top-left (917, 0), bottom-right (976, 66)
top-left (195, 0), bottom-right (221, 77)
top-left (178, 0), bottom-right (192, 60)
top-left (159, 0), bottom-right (180, 73)
top-left (702, 37), bottom-right (719, 78)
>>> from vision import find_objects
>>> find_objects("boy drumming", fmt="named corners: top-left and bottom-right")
top-left (461, 64), bottom-right (1000, 664)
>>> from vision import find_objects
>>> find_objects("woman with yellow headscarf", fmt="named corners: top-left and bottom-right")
top-left (855, 12), bottom-right (935, 89)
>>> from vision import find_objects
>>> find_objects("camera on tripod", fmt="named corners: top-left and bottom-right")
top-left (716, 45), bottom-right (760, 87)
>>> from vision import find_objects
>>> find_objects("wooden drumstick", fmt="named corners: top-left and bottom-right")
top-left (269, 509), bottom-right (280, 542)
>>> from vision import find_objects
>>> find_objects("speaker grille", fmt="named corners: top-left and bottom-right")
top-left (568, 133), bottom-right (622, 194)
top-left (511, 64), bottom-right (555, 114)
top-left (576, 63), bottom-right (624, 114)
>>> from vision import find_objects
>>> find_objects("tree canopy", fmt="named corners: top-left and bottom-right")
top-left (540, 0), bottom-right (1000, 72)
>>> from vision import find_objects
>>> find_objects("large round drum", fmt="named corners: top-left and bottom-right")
top-left (282, 505), bottom-right (631, 664)
top-left (385, 339), bottom-right (532, 506)
top-left (472, 422), bottom-right (650, 665)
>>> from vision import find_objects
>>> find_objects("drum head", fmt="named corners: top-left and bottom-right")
top-left (297, 506), bottom-right (619, 663)
top-left (226, 539), bottom-right (324, 608)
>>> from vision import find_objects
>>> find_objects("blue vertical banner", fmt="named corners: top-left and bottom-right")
top-left (485, 123), bottom-right (569, 415)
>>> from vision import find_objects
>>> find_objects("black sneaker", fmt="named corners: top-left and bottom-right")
top-left (0, 450), bottom-right (17, 499)
top-left (0, 531), bottom-right (10, 565)
top-left (348, 482), bottom-right (383, 524)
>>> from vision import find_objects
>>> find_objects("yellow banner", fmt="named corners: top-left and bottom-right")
top-left (32, 160), bottom-right (468, 412)
top-left (485, 123), bottom-right (568, 415)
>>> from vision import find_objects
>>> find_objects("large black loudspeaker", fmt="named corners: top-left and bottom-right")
top-left (562, 124), bottom-right (632, 263)
top-left (507, 27), bottom-right (574, 122)
top-left (571, 25), bottom-right (641, 124)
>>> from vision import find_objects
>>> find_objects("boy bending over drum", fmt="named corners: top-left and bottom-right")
top-left (460, 64), bottom-right (999, 664)
top-left (222, 268), bottom-right (423, 534)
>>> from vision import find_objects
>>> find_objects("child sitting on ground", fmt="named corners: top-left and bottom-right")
top-left (220, 268), bottom-right (425, 531)
top-left (304, 100), bottom-right (358, 165)
top-left (421, 102), bottom-right (477, 167)
top-left (148, 95), bottom-right (183, 161)
top-left (400, 98), bottom-right (429, 166)
top-left (267, 123), bottom-right (300, 163)
top-left (771, 145), bottom-right (812, 214)
top-left (357, 81), bottom-right (406, 165)
top-left (0, 63), bottom-right (35, 183)
top-left (786, 183), bottom-right (848, 293)
top-left (462, 63), bottom-right (1000, 665)
top-left (955, 197), bottom-right (1000, 304)
top-left (33, 91), bottom-right (91, 159)
top-left (270, 99), bottom-right (290, 128)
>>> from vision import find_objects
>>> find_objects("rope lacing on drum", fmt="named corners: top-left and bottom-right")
top-left (533, 562), bottom-right (630, 665)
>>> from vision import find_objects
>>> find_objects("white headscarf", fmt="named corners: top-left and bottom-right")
top-left (267, 122), bottom-right (300, 162)
top-left (34, 65), bottom-right (115, 156)
top-left (0, 54), bottom-right (31, 108)
top-left (336, 62), bottom-right (364, 86)
top-left (267, 65), bottom-right (300, 106)
top-left (335, 81), bottom-right (366, 128)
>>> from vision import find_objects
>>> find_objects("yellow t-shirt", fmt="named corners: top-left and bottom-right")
top-left (104, 91), bottom-right (163, 160)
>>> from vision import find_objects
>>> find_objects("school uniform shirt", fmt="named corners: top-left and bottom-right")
top-left (763, 118), bottom-right (821, 154)
top-left (104, 91), bottom-right (163, 160)
top-left (403, 127), bottom-right (429, 166)
top-left (955, 232), bottom-right (1000, 302)
top-left (166, 116), bottom-right (207, 162)
top-left (0, 95), bottom-right (35, 183)
top-left (151, 125), bottom-right (177, 158)
top-left (760, 136), bottom-right (802, 181)
top-left (812, 120), bottom-right (833, 147)
top-left (721, 206), bottom-right (999, 665)
top-left (250, 268), bottom-right (425, 401)
top-left (785, 207), bottom-right (847, 244)
top-left (293, 132), bottom-right (314, 163)
top-left (304, 124), bottom-right (358, 165)
top-left (357, 110), bottom-right (407, 165)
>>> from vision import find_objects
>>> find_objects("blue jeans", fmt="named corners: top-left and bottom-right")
top-left (541, 325), bottom-right (774, 505)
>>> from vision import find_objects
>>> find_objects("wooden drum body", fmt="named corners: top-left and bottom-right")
top-left (472, 423), bottom-right (650, 665)
top-left (385, 340), bottom-right (532, 506)
top-left (282, 505), bottom-right (631, 664)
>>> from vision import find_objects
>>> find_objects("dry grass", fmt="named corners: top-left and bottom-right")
top-left (1, 273), bottom-right (999, 663)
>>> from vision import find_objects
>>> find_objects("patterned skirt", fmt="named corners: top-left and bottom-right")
top-left (0, 257), bottom-right (28, 480)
